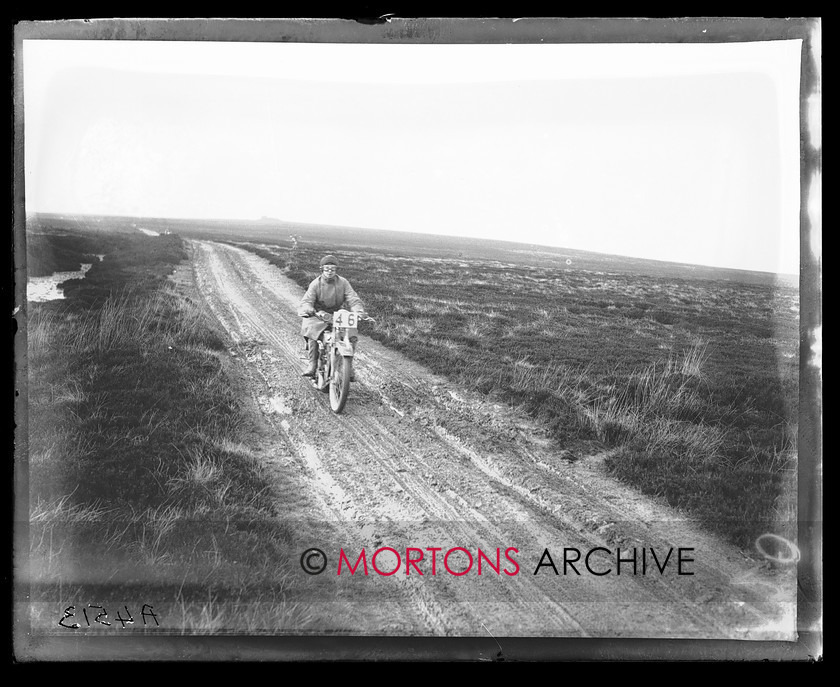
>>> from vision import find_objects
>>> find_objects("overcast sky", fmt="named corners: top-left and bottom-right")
top-left (22, 38), bottom-right (802, 274)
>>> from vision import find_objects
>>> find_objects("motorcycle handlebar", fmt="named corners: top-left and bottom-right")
top-left (299, 312), bottom-right (375, 323)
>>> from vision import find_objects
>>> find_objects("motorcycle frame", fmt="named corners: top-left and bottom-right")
top-left (314, 320), bottom-right (357, 392)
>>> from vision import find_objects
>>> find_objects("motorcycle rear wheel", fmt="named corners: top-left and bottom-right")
top-left (329, 354), bottom-right (352, 413)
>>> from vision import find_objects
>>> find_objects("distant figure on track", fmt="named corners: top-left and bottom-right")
top-left (298, 255), bottom-right (366, 378)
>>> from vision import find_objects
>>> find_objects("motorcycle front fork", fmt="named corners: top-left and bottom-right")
top-left (318, 337), bottom-right (357, 372)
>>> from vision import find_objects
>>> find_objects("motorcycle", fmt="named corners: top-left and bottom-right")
top-left (303, 309), bottom-right (375, 413)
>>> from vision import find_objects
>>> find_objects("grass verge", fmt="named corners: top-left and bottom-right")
top-left (25, 227), bottom-right (320, 632)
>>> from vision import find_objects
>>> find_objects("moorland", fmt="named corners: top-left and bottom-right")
top-left (20, 212), bottom-right (800, 632)
top-left (172, 214), bottom-right (800, 547)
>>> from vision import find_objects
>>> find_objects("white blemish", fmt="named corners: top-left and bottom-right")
top-left (27, 264), bottom-right (93, 302)
top-left (808, 170), bottom-right (821, 262)
top-left (137, 227), bottom-right (160, 236)
top-left (809, 325), bottom-right (821, 371)
top-left (269, 395), bottom-right (292, 415)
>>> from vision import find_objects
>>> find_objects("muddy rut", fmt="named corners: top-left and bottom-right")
top-left (189, 239), bottom-right (795, 639)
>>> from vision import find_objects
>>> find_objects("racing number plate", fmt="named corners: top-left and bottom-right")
top-left (332, 310), bottom-right (358, 328)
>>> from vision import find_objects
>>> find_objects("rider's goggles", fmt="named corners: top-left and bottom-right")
top-left (322, 265), bottom-right (337, 272)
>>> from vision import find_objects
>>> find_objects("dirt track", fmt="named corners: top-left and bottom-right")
top-left (189, 239), bottom-right (795, 639)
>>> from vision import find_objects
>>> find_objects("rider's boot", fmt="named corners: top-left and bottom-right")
top-left (302, 339), bottom-right (318, 378)
top-left (349, 336), bottom-right (358, 382)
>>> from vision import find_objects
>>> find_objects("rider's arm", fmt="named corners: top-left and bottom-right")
top-left (298, 279), bottom-right (319, 317)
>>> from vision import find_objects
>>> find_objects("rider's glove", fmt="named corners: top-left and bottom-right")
top-left (301, 308), bottom-right (315, 317)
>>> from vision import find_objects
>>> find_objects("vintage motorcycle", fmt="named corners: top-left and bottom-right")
top-left (304, 309), bottom-right (374, 413)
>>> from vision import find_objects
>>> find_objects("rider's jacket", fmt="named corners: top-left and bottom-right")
top-left (298, 274), bottom-right (365, 341)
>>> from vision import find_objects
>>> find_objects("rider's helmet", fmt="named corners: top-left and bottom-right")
top-left (320, 255), bottom-right (338, 267)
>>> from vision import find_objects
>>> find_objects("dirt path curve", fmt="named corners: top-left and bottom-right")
top-left (189, 239), bottom-right (795, 639)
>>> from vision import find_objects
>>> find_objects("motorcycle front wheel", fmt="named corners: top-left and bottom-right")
top-left (329, 354), bottom-right (352, 413)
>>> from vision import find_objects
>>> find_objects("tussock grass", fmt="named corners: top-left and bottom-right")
top-left (31, 494), bottom-right (112, 525)
top-left (29, 286), bottom-right (199, 356)
top-left (26, 224), bottom-right (322, 633)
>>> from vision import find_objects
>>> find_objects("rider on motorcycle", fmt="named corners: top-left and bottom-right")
top-left (297, 254), bottom-right (367, 378)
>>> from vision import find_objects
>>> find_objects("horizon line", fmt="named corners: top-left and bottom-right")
top-left (27, 210), bottom-right (800, 279)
